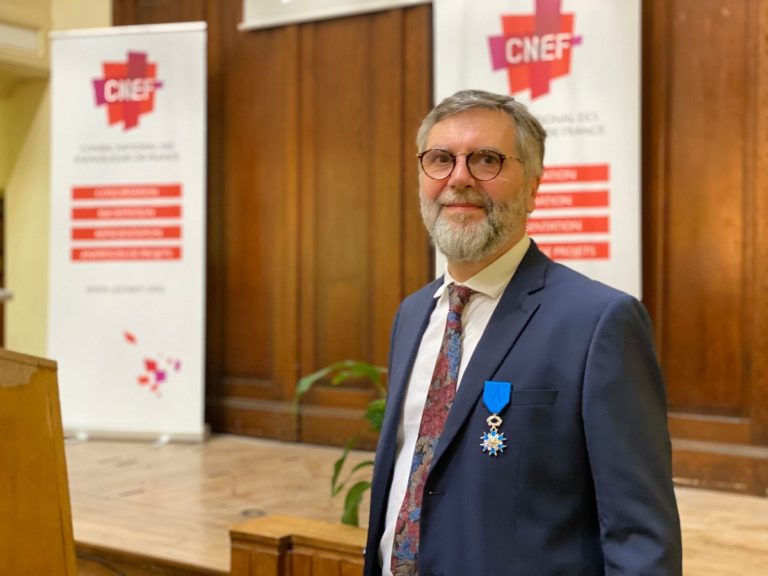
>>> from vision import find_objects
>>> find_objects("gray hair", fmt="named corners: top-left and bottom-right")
top-left (416, 89), bottom-right (547, 185)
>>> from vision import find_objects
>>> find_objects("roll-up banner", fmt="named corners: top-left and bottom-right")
top-left (49, 23), bottom-right (207, 440)
top-left (434, 0), bottom-right (641, 297)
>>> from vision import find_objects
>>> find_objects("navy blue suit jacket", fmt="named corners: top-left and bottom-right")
top-left (364, 242), bottom-right (682, 576)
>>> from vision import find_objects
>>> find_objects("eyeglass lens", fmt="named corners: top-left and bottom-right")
top-left (420, 149), bottom-right (505, 181)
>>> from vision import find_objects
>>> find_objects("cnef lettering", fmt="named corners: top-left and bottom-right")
top-left (506, 33), bottom-right (572, 64)
top-left (103, 78), bottom-right (156, 103)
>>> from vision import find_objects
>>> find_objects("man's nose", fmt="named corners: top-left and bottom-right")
top-left (447, 155), bottom-right (476, 187)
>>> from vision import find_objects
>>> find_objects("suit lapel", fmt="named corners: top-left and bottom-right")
top-left (432, 243), bottom-right (550, 469)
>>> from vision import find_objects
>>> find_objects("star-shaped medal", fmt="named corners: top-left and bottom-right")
top-left (480, 428), bottom-right (507, 456)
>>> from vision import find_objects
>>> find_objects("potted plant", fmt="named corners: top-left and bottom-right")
top-left (293, 359), bottom-right (386, 526)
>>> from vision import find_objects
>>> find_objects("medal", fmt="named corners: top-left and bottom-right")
top-left (480, 381), bottom-right (511, 456)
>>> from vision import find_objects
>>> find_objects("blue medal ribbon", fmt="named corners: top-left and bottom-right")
top-left (480, 381), bottom-right (512, 457)
top-left (483, 381), bottom-right (512, 414)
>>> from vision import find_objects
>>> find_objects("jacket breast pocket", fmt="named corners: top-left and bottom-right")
top-left (509, 389), bottom-right (558, 406)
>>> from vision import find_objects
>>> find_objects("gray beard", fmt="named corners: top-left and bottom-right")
top-left (420, 188), bottom-right (527, 263)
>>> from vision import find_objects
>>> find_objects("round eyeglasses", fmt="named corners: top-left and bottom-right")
top-left (417, 148), bottom-right (518, 181)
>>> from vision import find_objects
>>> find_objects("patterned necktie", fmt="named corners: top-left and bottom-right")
top-left (390, 283), bottom-right (475, 575)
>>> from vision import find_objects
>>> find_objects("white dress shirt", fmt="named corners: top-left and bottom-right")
top-left (378, 235), bottom-right (531, 574)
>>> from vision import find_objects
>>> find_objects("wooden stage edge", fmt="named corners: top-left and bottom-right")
top-left (66, 434), bottom-right (768, 576)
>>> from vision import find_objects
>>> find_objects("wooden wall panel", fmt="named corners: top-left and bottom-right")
top-left (663, 0), bottom-right (748, 415)
top-left (644, 0), bottom-right (768, 494)
top-left (299, 11), bottom-right (404, 369)
top-left (113, 0), bottom-right (206, 24)
top-left (296, 9), bottom-right (431, 446)
top-left (113, 0), bottom-right (431, 446)
top-left (402, 8), bottom-right (434, 295)
top-left (752, 0), bottom-right (768, 447)
top-left (305, 17), bottom-right (379, 366)
top-left (220, 24), bottom-right (298, 389)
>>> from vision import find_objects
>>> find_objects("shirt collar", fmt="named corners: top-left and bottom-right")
top-left (434, 234), bottom-right (531, 300)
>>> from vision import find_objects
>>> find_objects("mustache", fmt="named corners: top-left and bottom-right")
top-left (435, 188), bottom-right (492, 211)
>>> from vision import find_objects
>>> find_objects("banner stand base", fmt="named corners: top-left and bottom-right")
top-left (64, 425), bottom-right (209, 444)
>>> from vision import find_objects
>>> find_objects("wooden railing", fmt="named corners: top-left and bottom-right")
top-left (230, 516), bottom-right (366, 576)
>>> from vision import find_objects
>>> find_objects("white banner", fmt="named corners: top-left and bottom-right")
top-left (49, 23), bottom-right (207, 440)
top-left (240, 0), bottom-right (430, 30)
top-left (434, 0), bottom-right (641, 297)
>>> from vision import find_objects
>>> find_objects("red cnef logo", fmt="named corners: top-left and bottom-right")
top-left (488, 0), bottom-right (582, 99)
top-left (92, 51), bottom-right (163, 130)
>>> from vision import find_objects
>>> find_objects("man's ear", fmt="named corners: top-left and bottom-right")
top-left (526, 178), bottom-right (541, 213)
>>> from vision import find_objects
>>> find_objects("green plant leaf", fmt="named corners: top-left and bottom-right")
top-left (341, 480), bottom-right (372, 527)
top-left (331, 437), bottom-right (358, 496)
top-left (348, 459), bottom-right (375, 475)
top-left (331, 437), bottom-right (375, 497)
top-left (330, 362), bottom-right (387, 390)
top-left (293, 360), bottom-right (388, 417)
top-left (292, 359), bottom-right (387, 527)
top-left (364, 398), bottom-right (387, 432)
top-left (292, 362), bottom-right (338, 414)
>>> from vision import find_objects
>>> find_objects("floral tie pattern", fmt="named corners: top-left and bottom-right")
top-left (390, 283), bottom-right (475, 575)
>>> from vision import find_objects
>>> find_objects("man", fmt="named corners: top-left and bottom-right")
top-left (364, 89), bottom-right (682, 576)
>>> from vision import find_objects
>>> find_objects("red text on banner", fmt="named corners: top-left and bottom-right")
top-left (541, 164), bottom-right (609, 183)
top-left (72, 184), bottom-right (182, 200)
top-left (72, 246), bottom-right (182, 261)
top-left (534, 190), bottom-right (609, 209)
top-left (72, 226), bottom-right (182, 240)
top-left (538, 242), bottom-right (610, 260)
top-left (72, 205), bottom-right (182, 220)
top-left (527, 216), bottom-right (609, 235)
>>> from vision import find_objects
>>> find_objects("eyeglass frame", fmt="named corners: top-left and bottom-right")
top-left (416, 148), bottom-right (522, 181)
